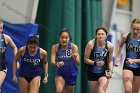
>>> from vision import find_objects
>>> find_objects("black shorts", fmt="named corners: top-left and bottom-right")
top-left (123, 65), bottom-right (140, 76)
top-left (0, 68), bottom-right (7, 73)
top-left (87, 71), bottom-right (106, 81)
top-left (19, 76), bottom-right (39, 83)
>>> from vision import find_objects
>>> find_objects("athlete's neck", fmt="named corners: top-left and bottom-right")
top-left (61, 45), bottom-right (68, 50)
top-left (28, 50), bottom-right (37, 56)
top-left (97, 40), bottom-right (105, 48)
top-left (131, 32), bottom-right (139, 39)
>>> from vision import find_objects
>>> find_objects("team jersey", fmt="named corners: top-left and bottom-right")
top-left (56, 42), bottom-right (78, 76)
top-left (19, 47), bottom-right (42, 77)
top-left (124, 33), bottom-right (140, 68)
top-left (0, 34), bottom-right (7, 70)
top-left (88, 39), bottom-right (109, 73)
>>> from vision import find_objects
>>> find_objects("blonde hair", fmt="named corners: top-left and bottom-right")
top-left (0, 19), bottom-right (3, 24)
top-left (131, 19), bottom-right (140, 27)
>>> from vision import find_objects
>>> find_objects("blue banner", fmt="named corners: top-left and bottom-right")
top-left (1, 21), bottom-right (38, 93)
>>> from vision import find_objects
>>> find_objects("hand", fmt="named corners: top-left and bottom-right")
top-left (105, 70), bottom-right (112, 79)
top-left (126, 58), bottom-right (134, 64)
top-left (71, 52), bottom-right (78, 59)
top-left (12, 76), bottom-right (18, 83)
top-left (43, 76), bottom-right (48, 84)
top-left (56, 61), bottom-right (64, 67)
top-left (114, 58), bottom-right (119, 67)
top-left (95, 61), bottom-right (105, 67)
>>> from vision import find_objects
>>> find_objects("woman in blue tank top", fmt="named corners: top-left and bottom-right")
top-left (84, 27), bottom-right (114, 93)
top-left (115, 19), bottom-right (140, 93)
top-left (0, 19), bottom-right (17, 92)
top-left (13, 35), bottom-right (48, 93)
top-left (51, 28), bottom-right (80, 93)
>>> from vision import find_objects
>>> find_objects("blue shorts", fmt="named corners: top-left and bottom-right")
top-left (56, 70), bottom-right (77, 86)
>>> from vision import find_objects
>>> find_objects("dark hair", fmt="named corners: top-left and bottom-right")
top-left (131, 19), bottom-right (140, 27)
top-left (27, 35), bottom-right (39, 46)
top-left (59, 28), bottom-right (72, 41)
top-left (96, 27), bottom-right (108, 35)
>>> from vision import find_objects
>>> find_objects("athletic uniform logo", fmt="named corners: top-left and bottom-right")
top-left (92, 46), bottom-right (108, 73)
top-left (23, 58), bottom-right (40, 65)
top-left (125, 34), bottom-right (140, 68)
top-left (58, 49), bottom-right (72, 59)
top-left (94, 49), bottom-right (108, 60)
top-left (127, 43), bottom-right (140, 52)
top-left (66, 49), bottom-right (72, 57)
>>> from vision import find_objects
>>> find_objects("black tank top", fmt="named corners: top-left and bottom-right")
top-left (0, 34), bottom-right (7, 70)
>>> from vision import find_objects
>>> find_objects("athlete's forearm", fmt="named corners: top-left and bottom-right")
top-left (13, 47), bottom-right (17, 56)
top-left (134, 59), bottom-right (140, 63)
top-left (51, 61), bottom-right (58, 67)
top-left (116, 46), bottom-right (122, 59)
top-left (108, 61), bottom-right (113, 72)
top-left (44, 62), bottom-right (48, 77)
top-left (84, 58), bottom-right (95, 65)
top-left (13, 60), bottom-right (17, 76)
top-left (74, 56), bottom-right (80, 65)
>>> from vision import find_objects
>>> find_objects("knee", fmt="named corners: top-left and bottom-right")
top-left (125, 88), bottom-right (132, 93)
top-left (56, 88), bottom-right (63, 93)
top-left (98, 90), bottom-right (104, 93)
top-left (98, 87), bottom-right (105, 93)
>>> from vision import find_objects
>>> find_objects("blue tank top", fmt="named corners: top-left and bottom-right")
top-left (88, 39), bottom-right (109, 73)
top-left (56, 42), bottom-right (78, 76)
top-left (0, 34), bottom-right (7, 70)
top-left (19, 47), bottom-right (42, 77)
top-left (124, 33), bottom-right (140, 68)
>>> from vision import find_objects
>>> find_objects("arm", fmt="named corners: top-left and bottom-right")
top-left (12, 47), bottom-right (23, 82)
top-left (4, 34), bottom-right (17, 56)
top-left (51, 44), bottom-right (64, 67)
top-left (108, 42), bottom-right (114, 72)
top-left (126, 58), bottom-right (140, 64)
top-left (71, 44), bottom-right (80, 65)
top-left (84, 40), bottom-right (95, 65)
top-left (51, 45), bottom-right (57, 66)
top-left (41, 48), bottom-right (48, 84)
top-left (106, 42), bottom-right (114, 78)
top-left (115, 33), bottom-right (128, 66)
top-left (5, 34), bottom-right (20, 68)
top-left (41, 49), bottom-right (48, 76)
top-left (134, 59), bottom-right (140, 63)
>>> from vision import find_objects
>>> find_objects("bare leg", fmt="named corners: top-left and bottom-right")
top-left (88, 81), bottom-right (98, 93)
top-left (132, 76), bottom-right (140, 93)
top-left (29, 76), bottom-right (41, 93)
top-left (0, 71), bottom-right (6, 93)
top-left (19, 77), bottom-right (29, 93)
top-left (55, 76), bottom-right (65, 93)
top-left (64, 85), bottom-right (74, 93)
top-left (123, 70), bottom-right (133, 93)
top-left (98, 76), bottom-right (109, 93)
